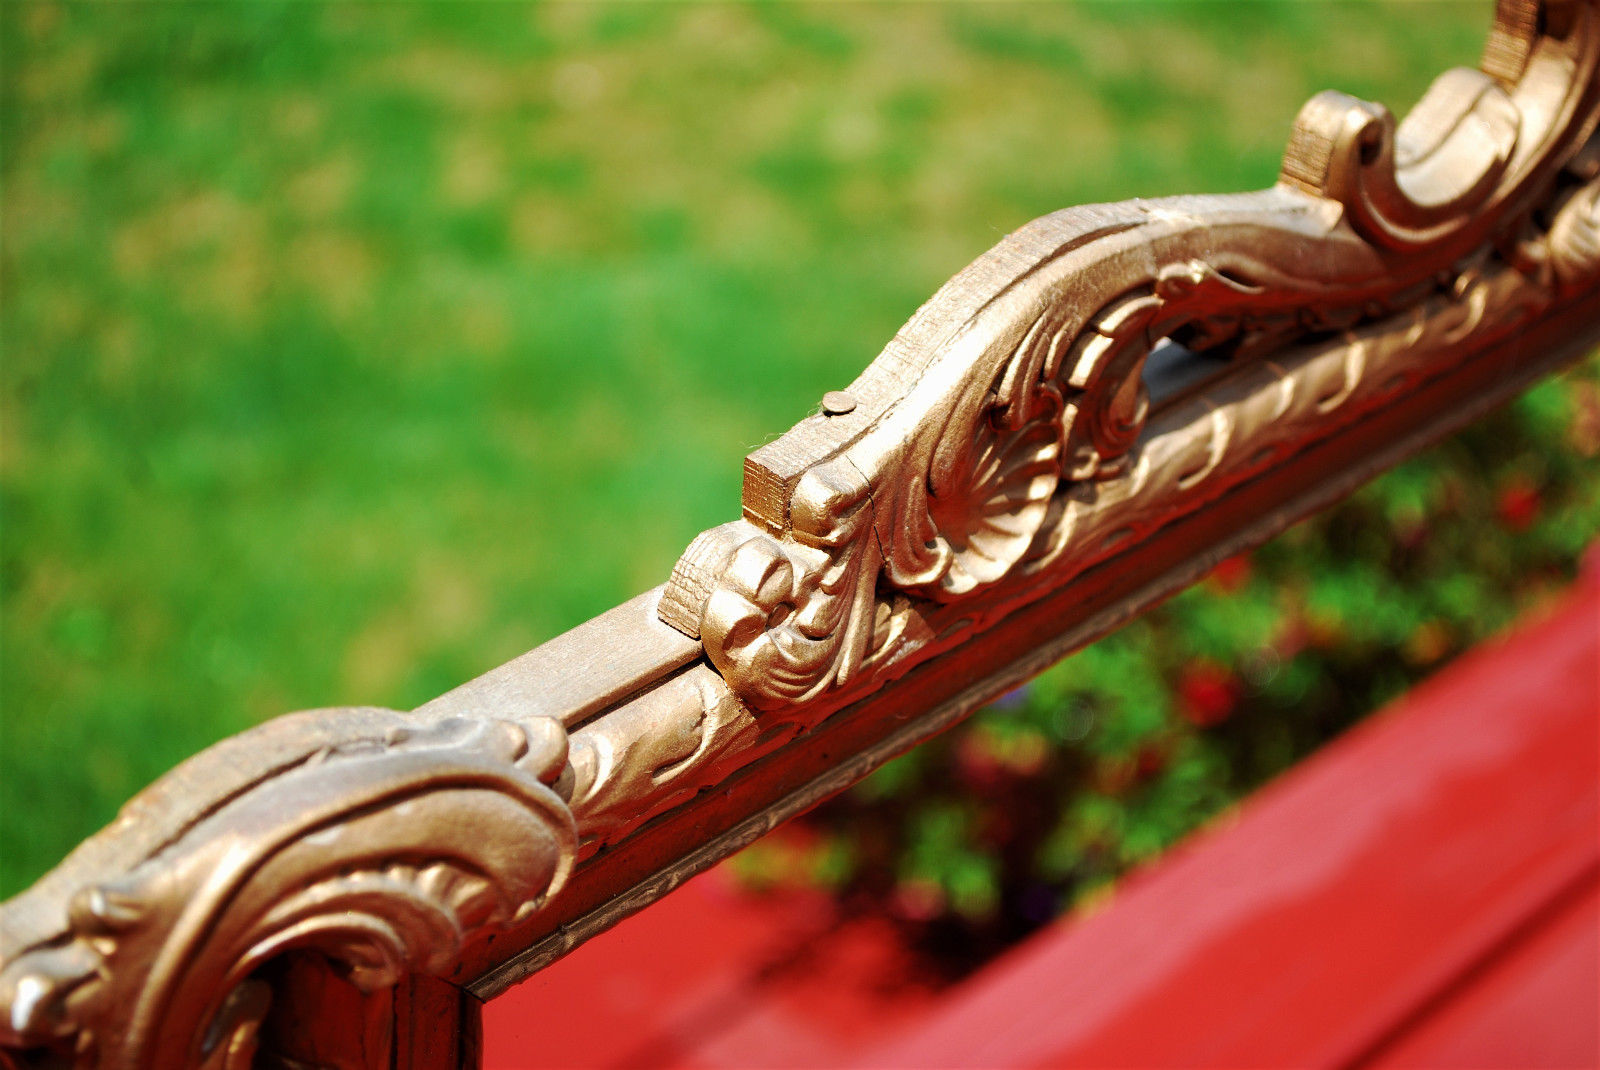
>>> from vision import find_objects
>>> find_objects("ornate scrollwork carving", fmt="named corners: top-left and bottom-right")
top-left (661, 0), bottom-right (1600, 712)
top-left (0, 709), bottom-right (575, 1069)
top-left (6, 4), bottom-right (1600, 1064)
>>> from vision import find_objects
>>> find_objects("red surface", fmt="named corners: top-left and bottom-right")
top-left (1371, 879), bottom-right (1600, 1069)
top-left (483, 863), bottom-right (938, 1069)
top-left (485, 565), bottom-right (1599, 1069)
top-left (860, 571), bottom-right (1600, 1069)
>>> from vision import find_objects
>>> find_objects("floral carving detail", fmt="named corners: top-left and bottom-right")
top-left (673, 459), bottom-right (896, 708)
top-left (0, 709), bottom-right (575, 1069)
top-left (661, 0), bottom-right (1600, 712)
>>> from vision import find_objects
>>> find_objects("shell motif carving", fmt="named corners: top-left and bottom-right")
top-left (925, 395), bottom-right (1062, 597)
top-left (0, 709), bottom-right (576, 1069)
top-left (661, 0), bottom-right (1600, 713)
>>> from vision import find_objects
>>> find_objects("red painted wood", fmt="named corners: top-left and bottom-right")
top-left (1369, 876), bottom-right (1599, 1069)
top-left (483, 864), bottom-right (937, 1069)
top-left (858, 567), bottom-right (1600, 1069)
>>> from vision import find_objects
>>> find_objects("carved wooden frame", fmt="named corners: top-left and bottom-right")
top-left (4, 2), bottom-right (1598, 1066)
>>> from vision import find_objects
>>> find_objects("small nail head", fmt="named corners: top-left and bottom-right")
top-left (822, 390), bottom-right (857, 415)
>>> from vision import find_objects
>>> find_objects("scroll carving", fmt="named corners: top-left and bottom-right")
top-left (5, 3), bottom-right (1599, 1066)
top-left (660, 0), bottom-right (1600, 712)
top-left (0, 709), bottom-right (575, 1068)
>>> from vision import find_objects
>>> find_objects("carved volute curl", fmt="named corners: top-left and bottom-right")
top-left (5, 4), bottom-right (1600, 1066)
top-left (660, 0), bottom-right (1600, 712)
top-left (0, 708), bottom-right (575, 1069)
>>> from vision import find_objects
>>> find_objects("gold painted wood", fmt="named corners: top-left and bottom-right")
top-left (658, 0), bottom-right (1600, 711)
top-left (3, 3), bottom-right (1598, 1066)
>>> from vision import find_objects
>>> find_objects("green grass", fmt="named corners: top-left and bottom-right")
top-left (0, 0), bottom-right (1559, 901)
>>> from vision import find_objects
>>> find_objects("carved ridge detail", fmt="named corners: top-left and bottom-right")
top-left (3, 4), bottom-right (1598, 1065)
top-left (660, 0), bottom-right (1600, 712)
top-left (0, 710), bottom-right (575, 1068)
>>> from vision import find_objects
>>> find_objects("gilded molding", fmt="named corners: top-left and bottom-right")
top-left (0, 710), bottom-right (575, 1068)
top-left (659, 0), bottom-right (1600, 711)
top-left (3, 2), bottom-right (1598, 1066)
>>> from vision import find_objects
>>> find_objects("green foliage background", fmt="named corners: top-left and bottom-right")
top-left (3, 0), bottom-right (1596, 953)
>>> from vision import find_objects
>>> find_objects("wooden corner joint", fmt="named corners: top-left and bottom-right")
top-left (661, 0), bottom-right (1600, 712)
top-left (3, 2), bottom-right (1599, 1067)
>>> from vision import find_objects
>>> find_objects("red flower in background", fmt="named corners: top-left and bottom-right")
top-left (1135, 737), bottom-right (1173, 779)
top-left (1208, 554), bottom-right (1252, 593)
top-left (955, 731), bottom-right (1005, 791)
top-left (1178, 659), bottom-right (1240, 727)
top-left (1496, 476), bottom-right (1542, 532)
top-left (891, 878), bottom-right (945, 922)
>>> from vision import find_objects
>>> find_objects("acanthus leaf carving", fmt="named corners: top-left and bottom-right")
top-left (0, 709), bottom-right (576, 1069)
top-left (660, 0), bottom-right (1600, 714)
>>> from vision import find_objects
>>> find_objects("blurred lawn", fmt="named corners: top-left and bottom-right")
top-left (1, 0), bottom-right (1586, 903)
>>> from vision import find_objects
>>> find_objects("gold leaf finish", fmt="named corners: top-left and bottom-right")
top-left (4, 3), bottom-right (1598, 1066)
top-left (661, 0), bottom-right (1600, 711)
top-left (1, 711), bottom-right (574, 1068)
